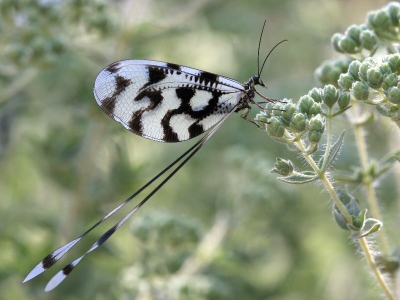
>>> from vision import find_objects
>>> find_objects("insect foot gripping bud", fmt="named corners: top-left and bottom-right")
top-left (266, 117), bottom-right (285, 138)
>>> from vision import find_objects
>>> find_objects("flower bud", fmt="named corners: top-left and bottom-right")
top-left (315, 61), bottom-right (342, 86)
top-left (366, 67), bottom-right (383, 89)
top-left (338, 36), bottom-right (358, 53)
top-left (308, 88), bottom-right (323, 103)
top-left (322, 85), bottom-right (339, 108)
top-left (352, 81), bottom-right (369, 100)
top-left (331, 33), bottom-right (344, 53)
top-left (367, 10), bottom-right (390, 31)
top-left (338, 92), bottom-right (351, 109)
top-left (256, 111), bottom-right (269, 124)
top-left (388, 86), bottom-right (400, 104)
top-left (358, 58), bottom-right (376, 82)
top-left (348, 61), bottom-right (361, 80)
top-left (338, 73), bottom-right (355, 90)
top-left (309, 102), bottom-right (321, 116)
top-left (378, 62), bottom-right (392, 76)
top-left (290, 113), bottom-right (307, 132)
top-left (386, 54), bottom-right (400, 73)
top-left (381, 73), bottom-right (398, 91)
top-left (388, 2), bottom-right (400, 26)
top-left (345, 25), bottom-right (362, 46)
top-left (307, 115), bottom-right (325, 144)
top-left (266, 117), bottom-right (285, 138)
top-left (360, 30), bottom-right (378, 51)
top-left (271, 158), bottom-right (294, 176)
top-left (298, 95), bottom-right (315, 115)
top-left (281, 103), bottom-right (297, 126)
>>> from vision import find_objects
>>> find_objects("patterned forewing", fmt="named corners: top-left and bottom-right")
top-left (94, 60), bottom-right (244, 142)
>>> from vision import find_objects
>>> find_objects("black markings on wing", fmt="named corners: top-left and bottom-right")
top-left (166, 63), bottom-right (181, 74)
top-left (105, 62), bottom-right (121, 74)
top-left (62, 264), bottom-right (74, 276)
top-left (163, 87), bottom-right (223, 141)
top-left (100, 74), bottom-right (131, 117)
top-left (42, 254), bottom-right (57, 270)
top-left (141, 66), bottom-right (167, 90)
top-left (199, 71), bottom-right (219, 87)
top-left (128, 89), bottom-right (164, 137)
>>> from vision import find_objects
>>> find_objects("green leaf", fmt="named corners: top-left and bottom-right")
top-left (375, 254), bottom-right (400, 274)
top-left (278, 171), bottom-right (319, 184)
top-left (351, 218), bottom-right (382, 239)
top-left (358, 208), bottom-right (367, 223)
top-left (320, 130), bottom-right (345, 171)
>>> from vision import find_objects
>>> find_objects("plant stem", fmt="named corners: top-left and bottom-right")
top-left (359, 237), bottom-right (395, 300)
top-left (321, 109), bottom-right (333, 171)
top-left (353, 116), bottom-right (390, 255)
top-left (293, 137), bottom-right (395, 300)
top-left (293, 136), bottom-right (352, 222)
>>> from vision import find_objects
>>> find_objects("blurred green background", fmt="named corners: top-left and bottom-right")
top-left (1, 0), bottom-right (398, 299)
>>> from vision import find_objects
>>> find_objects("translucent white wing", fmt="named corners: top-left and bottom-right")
top-left (93, 60), bottom-right (245, 142)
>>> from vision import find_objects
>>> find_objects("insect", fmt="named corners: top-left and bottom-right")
top-left (23, 21), bottom-right (286, 291)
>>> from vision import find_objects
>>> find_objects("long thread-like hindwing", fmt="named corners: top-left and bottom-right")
top-left (93, 60), bottom-right (244, 142)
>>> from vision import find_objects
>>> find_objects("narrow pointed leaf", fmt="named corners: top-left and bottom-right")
top-left (323, 130), bottom-right (345, 170)
top-left (278, 171), bottom-right (318, 184)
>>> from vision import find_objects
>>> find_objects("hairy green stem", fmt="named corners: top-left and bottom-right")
top-left (293, 135), bottom-right (351, 222)
top-left (321, 109), bottom-right (333, 171)
top-left (293, 136), bottom-right (394, 300)
top-left (353, 116), bottom-right (390, 255)
top-left (359, 237), bottom-right (395, 300)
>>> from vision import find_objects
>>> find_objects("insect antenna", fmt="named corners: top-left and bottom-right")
top-left (259, 39), bottom-right (288, 78)
top-left (257, 20), bottom-right (268, 78)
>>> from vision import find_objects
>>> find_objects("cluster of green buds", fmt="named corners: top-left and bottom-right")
top-left (332, 2), bottom-right (400, 56)
top-left (256, 85), bottom-right (350, 154)
top-left (0, 0), bottom-right (111, 69)
top-left (339, 55), bottom-right (400, 121)
top-left (315, 2), bottom-right (400, 88)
